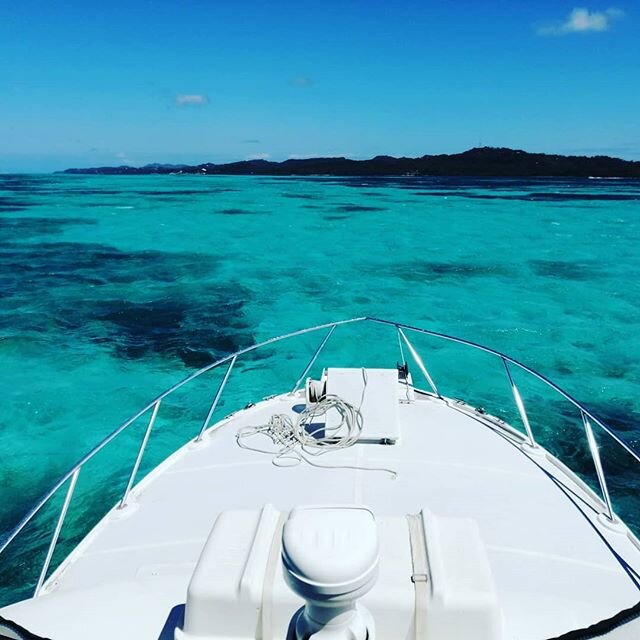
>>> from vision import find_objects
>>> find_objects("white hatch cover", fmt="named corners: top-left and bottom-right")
top-left (323, 368), bottom-right (400, 443)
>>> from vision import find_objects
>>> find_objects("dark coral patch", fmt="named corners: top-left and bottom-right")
top-left (529, 192), bottom-right (640, 202)
top-left (94, 291), bottom-right (252, 365)
top-left (134, 188), bottom-right (237, 197)
top-left (583, 401), bottom-right (640, 438)
top-left (0, 242), bottom-right (220, 291)
top-left (392, 260), bottom-right (512, 282)
top-left (0, 216), bottom-right (96, 240)
top-left (0, 197), bottom-right (35, 211)
top-left (281, 192), bottom-right (318, 200)
top-left (0, 240), bottom-right (253, 367)
top-left (135, 189), bottom-right (207, 196)
top-left (335, 204), bottom-right (386, 212)
top-left (67, 188), bottom-right (122, 196)
top-left (217, 208), bottom-right (256, 215)
top-left (0, 175), bottom-right (56, 193)
top-left (529, 259), bottom-right (605, 281)
top-left (411, 190), bottom-right (640, 202)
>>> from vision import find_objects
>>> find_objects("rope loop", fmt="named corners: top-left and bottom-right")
top-left (236, 393), bottom-right (396, 478)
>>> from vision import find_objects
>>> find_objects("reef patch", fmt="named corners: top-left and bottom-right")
top-left (0, 240), bottom-right (253, 367)
top-left (529, 259), bottom-right (606, 281)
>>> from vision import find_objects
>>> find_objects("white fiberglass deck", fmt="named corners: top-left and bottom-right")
top-left (3, 373), bottom-right (639, 640)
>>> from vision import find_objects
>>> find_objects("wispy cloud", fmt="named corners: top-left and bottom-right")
top-left (175, 94), bottom-right (209, 106)
top-left (243, 139), bottom-right (261, 144)
top-left (115, 152), bottom-right (133, 165)
top-left (537, 7), bottom-right (624, 36)
top-left (290, 76), bottom-right (314, 88)
top-left (246, 153), bottom-right (270, 161)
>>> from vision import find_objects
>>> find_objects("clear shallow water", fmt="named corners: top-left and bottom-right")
top-left (1, 173), bottom-right (639, 605)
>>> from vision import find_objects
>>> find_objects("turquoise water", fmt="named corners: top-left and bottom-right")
top-left (1, 173), bottom-right (639, 605)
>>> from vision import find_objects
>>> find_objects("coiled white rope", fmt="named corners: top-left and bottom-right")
top-left (236, 393), bottom-right (396, 478)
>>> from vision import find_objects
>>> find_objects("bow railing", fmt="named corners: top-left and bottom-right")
top-left (1, 316), bottom-right (638, 603)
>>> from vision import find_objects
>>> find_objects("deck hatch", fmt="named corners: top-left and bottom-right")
top-left (323, 368), bottom-right (400, 443)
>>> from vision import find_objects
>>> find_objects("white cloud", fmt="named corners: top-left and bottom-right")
top-left (246, 153), bottom-right (270, 161)
top-left (175, 94), bottom-right (209, 106)
top-left (115, 152), bottom-right (133, 165)
top-left (537, 7), bottom-right (624, 35)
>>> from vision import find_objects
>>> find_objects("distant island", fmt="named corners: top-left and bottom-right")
top-left (60, 147), bottom-right (640, 178)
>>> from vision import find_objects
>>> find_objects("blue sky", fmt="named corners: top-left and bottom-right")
top-left (1, 1), bottom-right (638, 172)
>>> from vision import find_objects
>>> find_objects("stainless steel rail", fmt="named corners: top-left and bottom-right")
top-left (370, 317), bottom-right (640, 467)
top-left (0, 318), bottom-right (363, 569)
top-left (196, 355), bottom-right (237, 442)
top-left (120, 400), bottom-right (161, 508)
top-left (1, 315), bottom-right (638, 598)
top-left (502, 357), bottom-right (536, 448)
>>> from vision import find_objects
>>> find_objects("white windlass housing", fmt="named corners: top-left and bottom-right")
top-left (282, 505), bottom-right (379, 640)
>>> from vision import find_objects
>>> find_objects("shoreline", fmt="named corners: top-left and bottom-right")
top-left (57, 147), bottom-right (640, 179)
